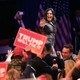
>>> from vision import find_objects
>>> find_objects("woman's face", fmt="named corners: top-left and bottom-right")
top-left (46, 10), bottom-right (53, 22)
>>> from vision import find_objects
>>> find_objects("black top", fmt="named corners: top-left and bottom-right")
top-left (22, 56), bottom-right (58, 80)
top-left (30, 56), bottom-right (58, 80)
top-left (43, 54), bottom-right (64, 69)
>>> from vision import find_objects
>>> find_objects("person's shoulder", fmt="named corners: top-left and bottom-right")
top-left (32, 57), bottom-right (41, 61)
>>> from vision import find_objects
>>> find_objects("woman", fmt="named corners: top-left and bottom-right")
top-left (39, 8), bottom-right (57, 56)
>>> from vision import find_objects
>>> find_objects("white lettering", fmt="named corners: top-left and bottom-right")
top-left (17, 33), bottom-right (44, 49)
top-left (29, 43), bottom-right (36, 48)
top-left (19, 33), bottom-right (24, 39)
top-left (38, 41), bottom-right (43, 46)
top-left (32, 38), bottom-right (39, 45)
top-left (28, 36), bottom-right (34, 42)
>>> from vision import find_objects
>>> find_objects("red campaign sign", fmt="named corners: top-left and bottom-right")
top-left (14, 27), bottom-right (47, 55)
top-left (0, 62), bottom-right (8, 80)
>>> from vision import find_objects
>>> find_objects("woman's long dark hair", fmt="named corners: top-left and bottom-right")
top-left (43, 8), bottom-right (56, 24)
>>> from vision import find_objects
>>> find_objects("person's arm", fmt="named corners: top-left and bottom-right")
top-left (39, 19), bottom-right (46, 27)
top-left (38, 19), bottom-right (46, 34)
top-left (56, 51), bottom-right (63, 59)
top-left (5, 50), bottom-right (13, 63)
top-left (66, 66), bottom-right (75, 79)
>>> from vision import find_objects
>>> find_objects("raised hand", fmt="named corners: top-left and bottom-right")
top-left (5, 50), bottom-right (13, 63)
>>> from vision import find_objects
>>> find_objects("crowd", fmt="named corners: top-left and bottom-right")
top-left (3, 43), bottom-right (80, 80)
top-left (0, 8), bottom-right (80, 80)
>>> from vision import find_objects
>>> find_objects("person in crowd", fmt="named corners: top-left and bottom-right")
top-left (13, 47), bottom-right (28, 61)
top-left (66, 60), bottom-right (80, 80)
top-left (62, 44), bottom-right (75, 61)
top-left (43, 43), bottom-right (65, 80)
top-left (64, 60), bottom-right (75, 76)
top-left (6, 47), bottom-right (28, 76)
top-left (22, 44), bottom-right (58, 80)
top-left (39, 8), bottom-right (57, 56)
top-left (43, 43), bottom-right (64, 71)
top-left (73, 50), bottom-right (80, 62)
top-left (5, 47), bottom-right (28, 63)
top-left (5, 68), bottom-right (20, 80)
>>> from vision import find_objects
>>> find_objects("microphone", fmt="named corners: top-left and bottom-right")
top-left (14, 11), bottom-right (24, 20)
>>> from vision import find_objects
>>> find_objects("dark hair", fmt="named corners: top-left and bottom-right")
top-left (44, 8), bottom-right (56, 23)
top-left (41, 46), bottom-right (47, 54)
top-left (63, 44), bottom-right (73, 52)
top-left (45, 43), bottom-right (52, 51)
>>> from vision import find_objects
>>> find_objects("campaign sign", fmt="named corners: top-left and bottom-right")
top-left (0, 62), bottom-right (8, 80)
top-left (14, 27), bottom-right (47, 54)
